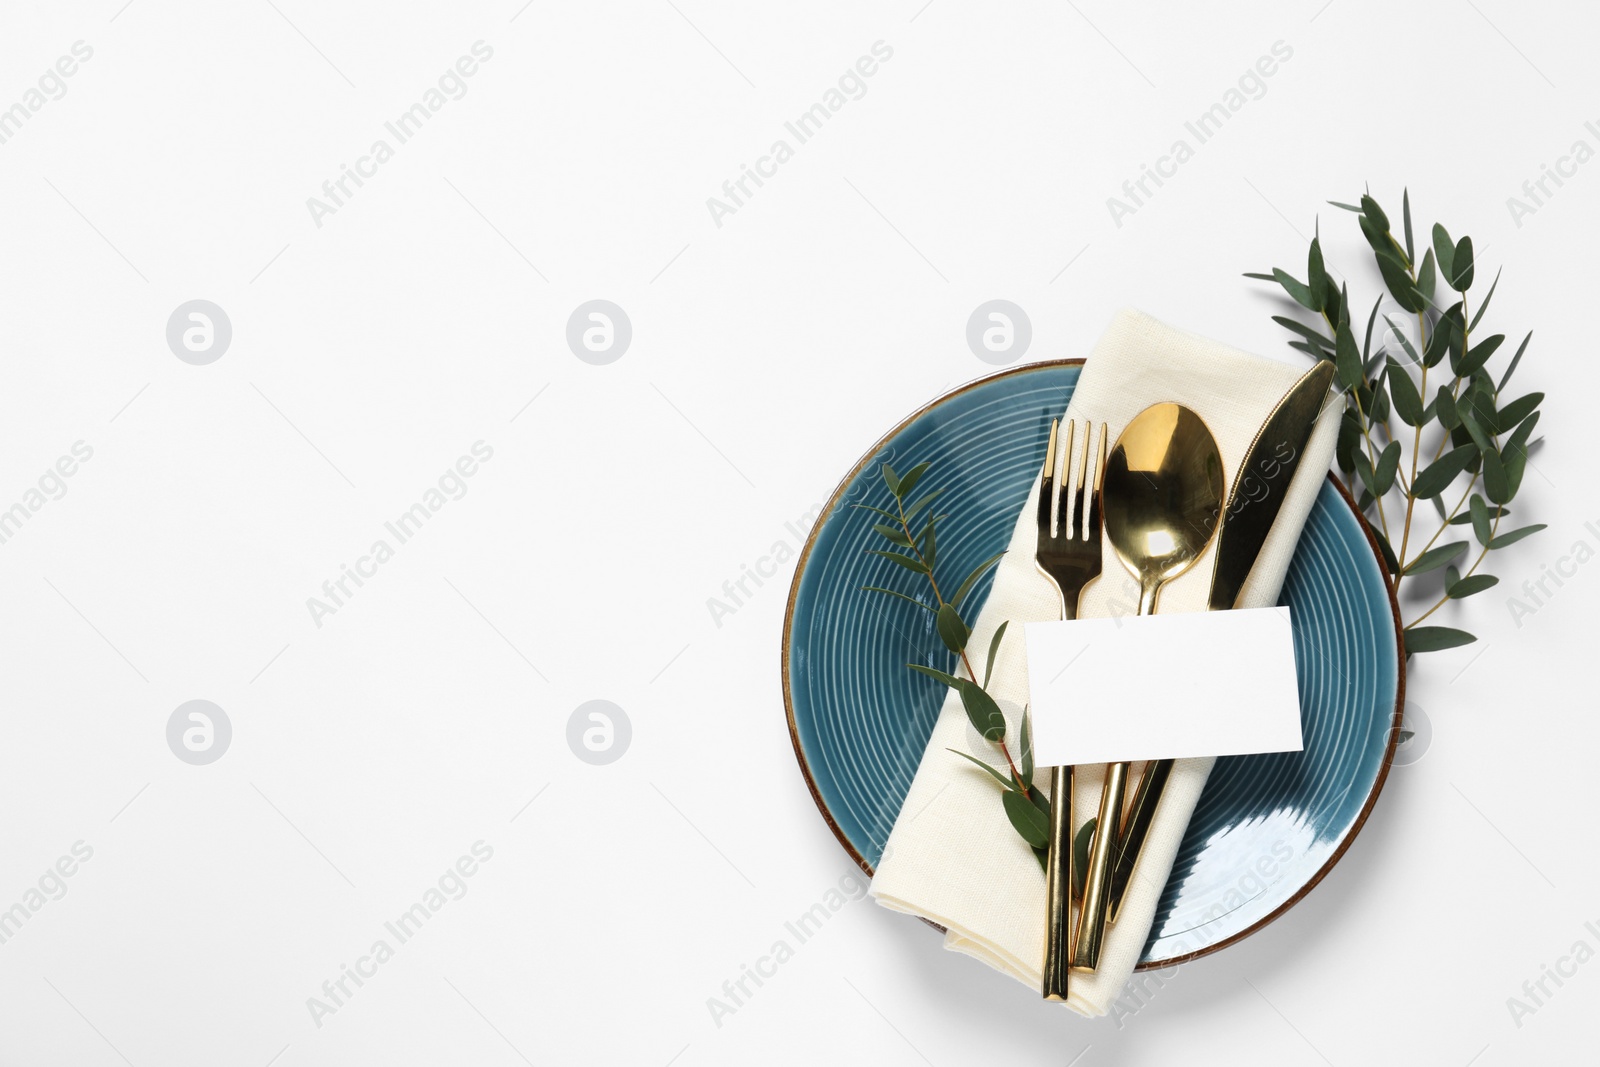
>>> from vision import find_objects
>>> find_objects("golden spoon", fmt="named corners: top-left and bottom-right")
top-left (1071, 402), bottom-right (1223, 971)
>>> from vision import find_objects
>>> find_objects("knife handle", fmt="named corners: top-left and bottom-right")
top-left (1041, 764), bottom-right (1075, 999)
top-left (1071, 760), bottom-right (1128, 972)
top-left (1107, 757), bottom-right (1173, 923)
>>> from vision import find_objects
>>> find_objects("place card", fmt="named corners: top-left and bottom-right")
top-left (1024, 607), bottom-right (1304, 767)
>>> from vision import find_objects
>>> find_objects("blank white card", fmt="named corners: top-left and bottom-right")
top-left (1024, 607), bottom-right (1305, 767)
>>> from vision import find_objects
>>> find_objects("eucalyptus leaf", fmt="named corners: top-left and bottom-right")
top-left (851, 503), bottom-right (901, 522)
top-left (1470, 494), bottom-right (1492, 546)
top-left (1492, 392), bottom-right (1543, 435)
top-left (1435, 386), bottom-right (1459, 431)
top-left (1383, 316), bottom-right (1421, 365)
top-left (946, 749), bottom-right (1013, 790)
top-left (1072, 817), bottom-right (1097, 898)
top-left (920, 515), bottom-right (938, 570)
top-left (1469, 269), bottom-right (1500, 333)
top-left (951, 550), bottom-right (1006, 606)
top-left (1272, 268), bottom-right (1320, 311)
top-left (869, 549), bottom-right (928, 574)
top-left (1431, 223), bottom-right (1455, 285)
top-left (1372, 527), bottom-right (1401, 577)
top-left (1020, 705), bottom-right (1033, 784)
top-left (895, 462), bottom-right (932, 503)
top-left (1375, 440), bottom-right (1401, 495)
top-left (936, 603), bottom-right (969, 656)
top-left (1335, 310), bottom-right (1363, 390)
top-left (872, 523), bottom-right (912, 546)
top-left (1450, 235), bottom-right (1475, 290)
top-left (1497, 331), bottom-right (1532, 393)
top-left (1361, 193), bottom-right (1390, 234)
top-left (881, 462), bottom-right (900, 496)
top-left (1402, 188), bottom-right (1415, 264)
top-left (1387, 358), bottom-right (1425, 426)
top-left (1405, 626), bottom-right (1477, 654)
top-left (1447, 573), bottom-right (1498, 598)
top-left (904, 488), bottom-right (946, 523)
top-left (955, 678), bottom-right (1007, 742)
top-left (1002, 789), bottom-right (1049, 849)
top-left (1455, 333), bottom-right (1504, 378)
top-left (1487, 524), bottom-right (1546, 550)
top-left (1308, 238), bottom-right (1331, 310)
top-left (985, 620), bottom-right (1009, 688)
top-left (1376, 251), bottom-right (1425, 312)
top-left (1481, 447), bottom-right (1511, 505)
top-left (1416, 246), bottom-right (1436, 300)
top-left (1403, 541), bottom-right (1468, 576)
top-left (1411, 446), bottom-right (1476, 499)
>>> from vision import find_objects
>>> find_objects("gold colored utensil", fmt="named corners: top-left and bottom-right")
top-left (1071, 402), bottom-right (1223, 972)
top-left (1034, 418), bottom-right (1108, 1000)
top-left (1106, 362), bottom-right (1334, 922)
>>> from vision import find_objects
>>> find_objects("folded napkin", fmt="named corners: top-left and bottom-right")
top-left (870, 309), bottom-right (1340, 1015)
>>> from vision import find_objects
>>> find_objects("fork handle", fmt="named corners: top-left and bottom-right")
top-left (1107, 757), bottom-right (1174, 923)
top-left (1041, 763), bottom-right (1074, 999)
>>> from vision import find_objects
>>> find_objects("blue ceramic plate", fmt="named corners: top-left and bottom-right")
top-left (783, 360), bottom-right (1404, 967)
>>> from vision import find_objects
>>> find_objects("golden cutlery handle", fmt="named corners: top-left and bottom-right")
top-left (1041, 763), bottom-right (1074, 999)
top-left (1108, 757), bottom-right (1173, 923)
top-left (1071, 760), bottom-right (1128, 972)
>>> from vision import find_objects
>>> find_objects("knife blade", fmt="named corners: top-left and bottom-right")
top-left (1105, 359), bottom-right (1334, 920)
top-left (1207, 359), bottom-right (1337, 611)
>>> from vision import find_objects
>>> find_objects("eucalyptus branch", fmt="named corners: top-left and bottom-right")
top-left (1248, 189), bottom-right (1548, 655)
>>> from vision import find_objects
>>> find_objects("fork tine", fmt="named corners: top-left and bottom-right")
top-left (1057, 419), bottom-right (1074, 538)
top-left (1070, 419), bottom-right (1091, 540)
top-left (1037, 418), bottom-right (1059, 537)
top-left (1087, 422), bottom-right (1108, 537)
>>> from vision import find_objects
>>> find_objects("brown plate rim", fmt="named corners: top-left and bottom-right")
top-left (779, 356), bottom-right (1407, 971)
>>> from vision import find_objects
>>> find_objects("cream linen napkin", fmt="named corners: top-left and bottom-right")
top-left (869, 309), bottom-right (1340, 1015)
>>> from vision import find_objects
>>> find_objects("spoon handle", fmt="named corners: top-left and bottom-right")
top-left (1070, 759), bottom-right (1128, 971)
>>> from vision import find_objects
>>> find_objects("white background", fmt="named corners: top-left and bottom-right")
top-left (0, 1), bottom-right (1595, 1064)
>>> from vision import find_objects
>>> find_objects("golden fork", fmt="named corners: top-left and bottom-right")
top-left (1034, 417), bottom-right (1107, 997)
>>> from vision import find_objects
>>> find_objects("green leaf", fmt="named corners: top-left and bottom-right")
top-left (1432, 224), bottom-right (1455, 286)
top-left (1360, 193), bottom-right (1390, 234)
top-left (1428, 305), bottom-right (1463, 368)
top-left (1455, 333), bottom-right (1504, 378)
top-left (1335, 303), bottom-right (1363, 389)
top-left (1449, 235), bottom-right (1475, 290)
top-left (1411, 447), bottom-right (1477, 499)
top-left (1502, 413), bottom-right (1539, 500)
top-left (869, 549), bottom-right (928, 574)
top-left (1020, 705), bottom-right (1033, 784)
top-left (1362, 294), bottom-right (1383, 360)
top-left (1468, 268), bottom-right (1500, 333)
top-left (908, 663), bottom-right (963, 690)
top-left (1272, 268), bottom-right (1319, 311)
top-left (1416, 246), bottom-right (1436, 300)
top-left (985, 620), bottom-right (1009, 688)
top-left (1405, 626), bottom-right (1476, 654)
top-left (1447, 573), bottom-right (1497, 598)
top-left (851, 503), bottom-right (901, 522)
top-left (1336, 410), bottom-right (1359, 473)
top-left (1497, 331), bottom-right (1532, 393)
top-left (920, 515), bottom-right (938, 570)
top-left (1307, 238), bottom-right (1331, 311)
top-left (1243, 271), bottom-right (1276, 281)
top-left (1403, 541), bottom-right (1468, 576)
top-left (1402, 188), bottom-right (1415, 264)
top-left (1329, 199), bottom-right (1363, 212)
top-left (936, 603), bottom-right (969, 655)
top-left (1371, 526), bottom-right (1400, 577)
top-left (1072, 817), bottom-right (1097, 899)
top-left (1488, 524), bottom-right (1546, 549)
top-left (1353, 449), bottom-right (1378, 498)
top-left (957, 678), bottom-right (1007, 742)
top-left (946, 748), bottom-right (1012, 790)
top-left (895, 462), bottom-right (932, 503)
top-left (1435, 386), bottom-right (1460, 431)
top-left (1458, 408), bottom-right (1494, 456)
top-left (1374, 440), bottom-right (1401, 495)
top-left (1387, 358), bottom-right (1425, 425)
top-left (872, 523), bottom-right (912, 547)
top-left (951, 550), bottom-right (1006, 606)
top-left (1002, 789), bottom-right (1049, 849)
top-left (1491, 392), bottom-right (1543, 435)
top-left (881, 462), bottom-right (900, 496)
top-left (1481, 447), bottom-right (1511, 505)
top-left (1274, 315), bottom-right (1332, 349)
top-left (862, 586), bottom-right (936, 613)
top-left (1470, 494), bottom-right (1492, 546)
top-left (1376, 251), bottom-right (1425, 312)
top-left (1382, 316), bottom-right (1421, 365)
top-left (904, 488), bottom-right (946, 523)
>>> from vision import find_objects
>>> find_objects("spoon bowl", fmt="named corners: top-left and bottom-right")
top-left (1102, 402), bottom-right (1226, 613)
